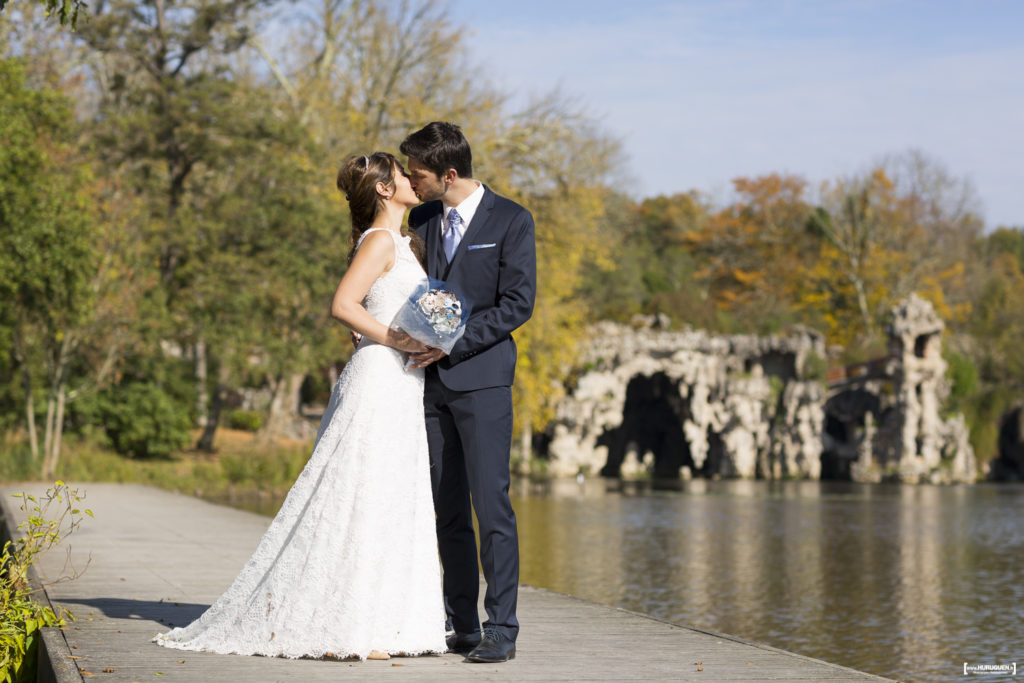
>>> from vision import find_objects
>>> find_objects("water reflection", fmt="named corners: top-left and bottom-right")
top-left (510, 479), bottom-right (1023, 682)
top-left (211, 479), bottom-right (1023, 682)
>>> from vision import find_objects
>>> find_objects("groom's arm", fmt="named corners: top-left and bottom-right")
top-left (447, 207), bottom-right (536, 364)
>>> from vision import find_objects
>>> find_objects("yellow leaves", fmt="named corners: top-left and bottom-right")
top-left (730, 268), bottom-right (762, 286)
top-left (511, 184), bottom-right (610, 435)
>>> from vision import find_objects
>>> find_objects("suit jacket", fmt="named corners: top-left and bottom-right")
top-left (409, 185), bottom-right (536, 392)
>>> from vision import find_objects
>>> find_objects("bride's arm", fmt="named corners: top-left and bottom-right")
top-left (330, 231), bottom-right (427, 353)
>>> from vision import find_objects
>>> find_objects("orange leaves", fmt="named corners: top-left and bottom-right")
top-left (730, 268), bottom-right (762, 287)
top-left (674, 154), bottom-right (980, 351)
top-left (686, 173), bottom-right (814, 323)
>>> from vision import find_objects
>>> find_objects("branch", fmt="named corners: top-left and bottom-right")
top-left (250, 36), bottom-right (300, 109)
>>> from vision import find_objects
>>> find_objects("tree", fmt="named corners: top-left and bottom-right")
top-left (174, 84), bottom-right (346, 444)
top-left (0, 57), bottom-right (98, 476)
top-left (254, 0), bottom-right (488, 156)
top-left (0, 0), bottom-right (86, 28)
top-left (242, 0), bottom-right (499, 440)
top-left (79, 0), bottom-right (278, 447)
top-left (799, 152), bottom-right (981, 351)
top-left (956, 228), bottom-right (1024, 464)
top-left (686, 173), bottom-right (816, 333)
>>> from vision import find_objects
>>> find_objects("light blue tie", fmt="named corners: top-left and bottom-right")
top-left (444, 208), bottom-right (463, 262)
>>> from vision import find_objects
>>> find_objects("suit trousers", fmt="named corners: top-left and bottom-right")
top-left (423, 367), bottom-right (519, 640)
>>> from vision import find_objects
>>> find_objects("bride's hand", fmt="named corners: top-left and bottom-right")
top-left (385, 329), bottom-right (429, 353)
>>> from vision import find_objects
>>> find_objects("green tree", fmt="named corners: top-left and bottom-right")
top-left (961, 233), bottom-right (1024, 464)
top-left (0, 57), bottom-right (98, 476)
top-left (175, 84), bottom-right (346, 444)
top-left (79, 0), bottom-right (278, 448)
top-left (0, 0), bottom-right (85, 27)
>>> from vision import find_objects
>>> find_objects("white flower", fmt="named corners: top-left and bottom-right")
top-left (416, 289), bottom-right (463, 336)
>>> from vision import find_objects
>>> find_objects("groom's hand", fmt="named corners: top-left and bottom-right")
top-left (407, 347), bottom-right (446, 369)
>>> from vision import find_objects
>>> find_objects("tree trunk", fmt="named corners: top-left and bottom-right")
top-left (43, 390), bottom-right (55, 467)
top-left (42, 383), bottom-right (66, 480)
top-left (853, 276), bottom-right (874, 339)
top-left (195, 339), bottom-right (208, 428)
top-left (519, 416), bottom-right (532, 463)
top-left (21, 364), bottom-right (39, 460)
top-left (258, 372), bottom-right (305, 443)
top-left (196, 361), bottom-right (229, 452)
top-left (195, 387), bottom-right (225, 452)
top-left (41, 338), bottom-right (71, 479)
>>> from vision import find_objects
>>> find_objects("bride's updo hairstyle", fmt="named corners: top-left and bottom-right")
top-left (337, 152), bottom-right (424, 263)
top-left (337, 152), bottom-right (396, 259)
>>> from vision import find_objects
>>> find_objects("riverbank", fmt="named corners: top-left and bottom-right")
top-left (0, 431), bottom-right (576, 517)
top-left (0, 482), bottom-right (891, 682)
top-left (0, 430), bottom-right (312, 512)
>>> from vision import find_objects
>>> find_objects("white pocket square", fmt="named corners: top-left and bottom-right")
top-left (467, 243), bottom-right (496, 251)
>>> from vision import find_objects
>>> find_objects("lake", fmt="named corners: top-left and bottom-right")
top-left (511, 478), bottom-right (1023, 682)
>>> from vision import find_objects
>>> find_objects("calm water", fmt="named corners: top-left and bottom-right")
top-left (511, 479), bottom-right (1023, 682)
top-left (219, 479), bottom-right (1023, 681)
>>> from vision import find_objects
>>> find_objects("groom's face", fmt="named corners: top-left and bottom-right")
top-left (407, 157), bottom-right (446, 203)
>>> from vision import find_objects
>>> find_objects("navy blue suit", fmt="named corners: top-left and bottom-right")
top-left (410, 185), bottom-right (536, 641)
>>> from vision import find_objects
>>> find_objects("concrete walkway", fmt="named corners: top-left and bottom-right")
top-left (0, 482), bottom-right (891, 682)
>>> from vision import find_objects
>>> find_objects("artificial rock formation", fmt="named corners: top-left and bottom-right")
top-left (826, 294), bottom-right (976, 483)
top-left (547, 317), bottom-right (827, 480)
top-left (548, 296), bottom-right (977, 483)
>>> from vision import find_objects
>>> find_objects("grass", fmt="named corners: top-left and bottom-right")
top-left (0, 430), bottom-right (313, 516)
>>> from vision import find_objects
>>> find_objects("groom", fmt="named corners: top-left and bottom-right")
top-left (404, 122), bottom-right (536, 663)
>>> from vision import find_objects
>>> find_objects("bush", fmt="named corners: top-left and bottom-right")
top-left (1, 482), bottom-right (90, 682)
top-left (944, 350), bottom-right (979, 413)
top-left (801, 351), bottom-right (829, 383)
top-left (95, 383), bottom-right (191, 458)
top-left (226, 409), bottom-right (263, 432)
top-left (0, 444), bottom-right (34, 483)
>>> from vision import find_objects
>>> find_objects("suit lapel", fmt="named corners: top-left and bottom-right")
top-left (444, 186), bottom-right (495, 279)
top-left (423, 207), bottom-right (445, 279)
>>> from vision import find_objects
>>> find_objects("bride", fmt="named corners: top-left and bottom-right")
top-left (154, 152), bottom-right (446, 661)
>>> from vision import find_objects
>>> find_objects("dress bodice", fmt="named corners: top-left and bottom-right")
top-left (357, 228), bottom-right (428, 326)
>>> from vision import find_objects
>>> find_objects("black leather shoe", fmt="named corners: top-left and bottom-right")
top-left (465, 628), bottom-right (515, 663)
top-left (446, 630), bottom-right (482, 655)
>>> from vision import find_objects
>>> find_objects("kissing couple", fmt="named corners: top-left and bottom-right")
top-left (154, 122), bottom-right (537, 664)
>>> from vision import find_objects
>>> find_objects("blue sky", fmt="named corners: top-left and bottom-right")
top-left (449, 0), bottom-right (1024, 228)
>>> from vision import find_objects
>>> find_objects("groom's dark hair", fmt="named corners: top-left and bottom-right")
top-left (400, 121), bottom-right (473, 179)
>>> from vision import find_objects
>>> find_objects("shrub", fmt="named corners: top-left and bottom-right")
top-left (944, 350), bottom-right (979, 414)
top-left (96, 383), bottom-right (191, 458)
top-left (1, 482), bottom-right (91, 682)
top-left (801, 351), bottom-right (829, 383)
top-left (226, 409), bottom-right (263, 432)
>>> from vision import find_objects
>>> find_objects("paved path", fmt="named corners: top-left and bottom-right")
top-left (0, 482), bottom-right (890, 682)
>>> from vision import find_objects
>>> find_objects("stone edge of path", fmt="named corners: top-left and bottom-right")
top-left (0, 488), bottom-right (84, 683)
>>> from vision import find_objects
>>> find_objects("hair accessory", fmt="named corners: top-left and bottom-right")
top-left (361, 155), bottom-right (369, 171)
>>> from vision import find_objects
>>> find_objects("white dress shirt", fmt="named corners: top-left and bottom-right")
top-left (442, 181), bottom-right (485, 255)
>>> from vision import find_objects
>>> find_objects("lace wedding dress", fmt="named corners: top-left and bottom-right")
top-left (155, 228), bottom-right (445, 660)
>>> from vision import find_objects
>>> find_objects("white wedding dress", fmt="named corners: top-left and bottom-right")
top-left (155, 228), bottom-right (445, 660)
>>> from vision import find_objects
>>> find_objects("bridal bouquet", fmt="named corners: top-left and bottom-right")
top-left (391, 278), bottom-right (470, 355)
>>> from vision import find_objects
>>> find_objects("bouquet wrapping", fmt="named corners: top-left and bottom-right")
top-left (391, 278), bottom-right (471, 355)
